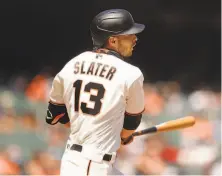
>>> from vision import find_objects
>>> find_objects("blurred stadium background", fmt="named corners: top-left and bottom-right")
top-left (0, 0), bottom-right (221, 175)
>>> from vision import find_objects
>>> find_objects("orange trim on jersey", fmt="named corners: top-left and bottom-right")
top-left (49, 100), bottom-right (65, 106)
top-left (125, 108), bottom-right (145, 116)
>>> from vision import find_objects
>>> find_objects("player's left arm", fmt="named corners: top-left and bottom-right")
top-left (121, 71), bottom-right (145, 145)
top-left (46, 74), bottom-right (70, 126)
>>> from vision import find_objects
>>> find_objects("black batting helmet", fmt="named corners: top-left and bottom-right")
top-left (90, 9), bottom-right (145, 49)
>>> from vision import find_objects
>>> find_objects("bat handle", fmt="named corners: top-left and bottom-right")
top-left (122, 126), bottom-right (157, 145)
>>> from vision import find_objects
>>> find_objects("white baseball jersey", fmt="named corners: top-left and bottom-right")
top-left (49, 51), bottom-right (145, 153)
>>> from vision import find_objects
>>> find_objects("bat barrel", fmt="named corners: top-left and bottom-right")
top-left (156, 116), bottom-right (195, 132)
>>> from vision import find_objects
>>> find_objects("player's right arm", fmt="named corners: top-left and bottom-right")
top-left (121, 70), bottom-right (145, 145)
top-left (45, 73), bottom-right (70, 126)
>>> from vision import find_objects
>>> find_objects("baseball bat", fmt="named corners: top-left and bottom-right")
top-left (122, 116), bottom-right (195, 145)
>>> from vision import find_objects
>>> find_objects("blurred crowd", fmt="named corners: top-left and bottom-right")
top-left (0, 72), bottom-right (221, 175)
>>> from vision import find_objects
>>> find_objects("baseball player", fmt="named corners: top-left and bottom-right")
top-left (46, 9), bottom-right (145, 175)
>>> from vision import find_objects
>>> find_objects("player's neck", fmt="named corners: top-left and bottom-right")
top-left (93, 48), bottom-right (124, 60)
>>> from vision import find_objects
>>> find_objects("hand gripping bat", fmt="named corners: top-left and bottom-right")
top-left (122, 116), bottom-right (196, 145)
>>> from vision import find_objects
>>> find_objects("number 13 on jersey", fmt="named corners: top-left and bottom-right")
top-left (73, 80), bottom-right (105, 116)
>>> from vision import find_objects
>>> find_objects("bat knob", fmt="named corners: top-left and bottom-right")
top-left (121, 135), bottom-right (133, 145)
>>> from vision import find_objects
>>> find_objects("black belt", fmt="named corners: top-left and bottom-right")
top-left (70, 144), bottom-right (112, 162)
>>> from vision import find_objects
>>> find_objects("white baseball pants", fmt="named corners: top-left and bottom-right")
top-left (60, 148), bottom-right (123, 176)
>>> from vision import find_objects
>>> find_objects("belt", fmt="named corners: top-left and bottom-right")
top-left (70, 144), bottom-right (112, 162)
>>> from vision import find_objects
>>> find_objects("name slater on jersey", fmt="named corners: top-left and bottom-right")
top-left (74, 61), bottom-right (116, 80)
